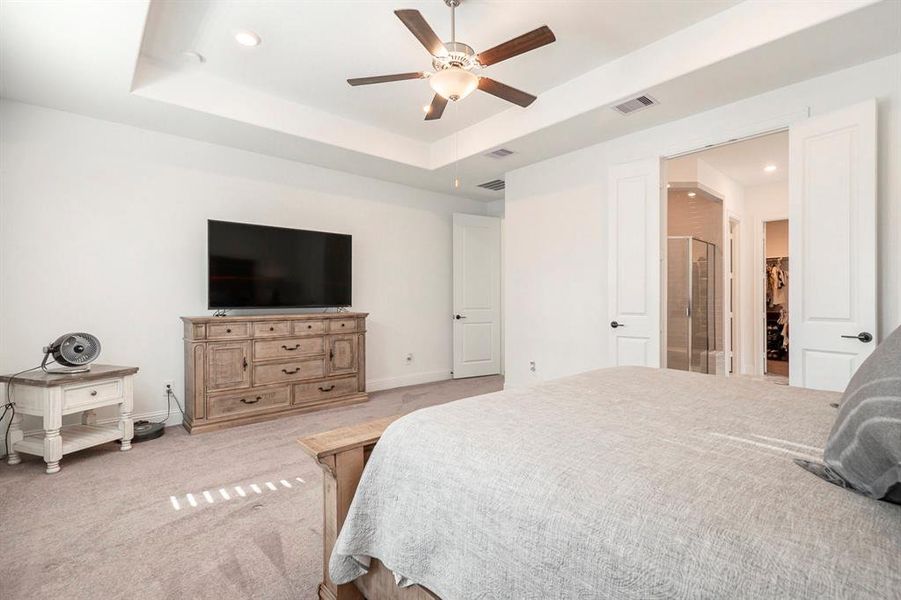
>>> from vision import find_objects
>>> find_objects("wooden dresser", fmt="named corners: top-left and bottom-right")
top-left (181, 313), bottom-right (367, 433)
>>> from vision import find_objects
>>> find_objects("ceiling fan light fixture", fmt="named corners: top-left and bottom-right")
top-left (429, 67), bottom-right (478, 101)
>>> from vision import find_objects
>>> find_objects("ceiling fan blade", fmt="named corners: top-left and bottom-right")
top-left (347, 72), bottom-right (427, 86)
top-left (424, 94), bottom-right (448, 121)
top-left (395, 9), bottom-right (447, 57)
top-left (476, 25), bottom-right (556, 67)
top-left (477, 78), bottom-right (537, 108)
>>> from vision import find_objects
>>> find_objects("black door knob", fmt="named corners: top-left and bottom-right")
top-left (610, 321), bottom-right (625, 329)
top-left (454, 314), bottom-right (467, 320)
top-left (841, 332), bottom-right (873, 343)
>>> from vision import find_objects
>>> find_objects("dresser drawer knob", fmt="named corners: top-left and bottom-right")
top-left (240, 396), bottom-right (262, 404)
top-left (340, 323), bottom-right (346, 327)
top-left (282, 368), bottom-right (300, 375)
top-left (318, 385), bottom-right (335, 392)
top-left (226, 328), bottom-right (232, 333)
top-left (90, 390), bottom-right (98, 396)
top-left (269, 326), bottom-right (275, 331)
top-left (282, 344), bottom-right (301, 351)
top-left (307, 325), bottom-right (312, 329)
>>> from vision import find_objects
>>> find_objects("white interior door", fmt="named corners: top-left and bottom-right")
top-left (453, 213), bottom-right (501, 379)
top-left (607, 157), bottom-right (662, 367)
top-left (789, 100), bottom-right (877, 391)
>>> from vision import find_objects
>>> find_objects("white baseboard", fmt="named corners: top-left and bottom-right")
top-left (366, 369), bottom-right (451, 392)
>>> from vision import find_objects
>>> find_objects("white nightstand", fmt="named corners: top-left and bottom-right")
top-left (1, 365), bottom-right (138, 474)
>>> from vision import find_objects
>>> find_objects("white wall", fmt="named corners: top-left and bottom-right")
top-left (0, 101), bottom-right (488, 441)
top-left (504, 53), bottom-right (901, 387)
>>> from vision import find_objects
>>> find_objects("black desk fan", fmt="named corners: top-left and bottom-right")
top-left (41, 333), bottom-right (101, 374)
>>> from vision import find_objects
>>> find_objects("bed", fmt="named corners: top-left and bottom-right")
top-left (298, 367), bottom-right (901, 600)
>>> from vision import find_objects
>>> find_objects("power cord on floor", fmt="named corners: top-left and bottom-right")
top-left (3, 365), bottom-right (45, 461)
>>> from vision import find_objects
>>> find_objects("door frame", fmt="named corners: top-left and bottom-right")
top-left (727, 213), bottom-right (741, 375)
top-left (756, 216), bottom-right (790, 376)
top-left (659, 114), bottom-right (801, 377)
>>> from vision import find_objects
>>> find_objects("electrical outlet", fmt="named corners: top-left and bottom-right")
top-left (405, 353), bottom-right (414, 364)
top-left (529, 361), bottom-right (536, 373)
top-left (163, 379), bottom-right (174, 395)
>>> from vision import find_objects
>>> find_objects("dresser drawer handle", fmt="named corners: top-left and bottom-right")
top-left (240, 396), bottom-right (262, 404)
top-left (340, 323), bottom-right (346, 327)
top-left (307, 324), bottom-right (312, 329)
top-left (282, 368), bottom-right (300, 375)
top-left (226, 328), bottom-right (232, 333)
top-left (269, 326), bottom-right (275, 331)
top-left (318, 385), bottom-right (335, 392)
top-left (90, 390), bottom-right (98, 397)
top-left (282, 344), bottom-right (301, 351)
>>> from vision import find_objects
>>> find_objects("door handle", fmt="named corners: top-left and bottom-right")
top-left (454, 314), bottom-right (467, 320)
top-left (610, 321), bottom-right (625, 329)
top-left (841, 332), bottom-right (873, 343)
top-left (282, 368), bottom-right (300, 375)
top-left (242, 357), bottom-right (248, 370)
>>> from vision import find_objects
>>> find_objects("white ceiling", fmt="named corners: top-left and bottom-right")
top-left (676, 131), bottom-right (789, 187)
top-left (1, 1), bottom-right (898, 201)
top-left (140, 0), bottom-right (740, 142)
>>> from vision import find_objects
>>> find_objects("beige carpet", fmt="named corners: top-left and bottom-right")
top-left (0, 375), bottom-right (503, 600)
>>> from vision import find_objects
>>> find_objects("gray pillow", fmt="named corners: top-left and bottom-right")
top-left (823, 324), bottom-right (901, 504)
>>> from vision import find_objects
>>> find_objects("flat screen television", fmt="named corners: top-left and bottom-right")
top-left (208, 220), bottom-right (352, 309)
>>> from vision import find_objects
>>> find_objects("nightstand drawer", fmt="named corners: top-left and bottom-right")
top-left (208, 386), bottom-right (290, 420)
top-left (207, 322), bottom-right (251, 339)
top-left (63, 379), bottom-right (123, 411)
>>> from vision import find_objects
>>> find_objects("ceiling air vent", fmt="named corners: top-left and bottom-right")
top-left (485, 148), bottom-right (515, 159)
top-left (612, 94), bottom-right (658, 116)
top-left (477, 179), bottom-right (506, 191)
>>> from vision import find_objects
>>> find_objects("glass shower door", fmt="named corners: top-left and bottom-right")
top-left (667, 238), bottom-right (690, 371)
top-left (667, 237), bottom-right (717, 374)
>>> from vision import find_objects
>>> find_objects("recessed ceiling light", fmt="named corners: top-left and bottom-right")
top-left (422, 104), bottom-right (431, 114)
top-left (764, 164), bottom-right (778, 173)
top-left (687, 192), bottom-right (697, 197)
top-left (235, 31), bottom-right (261, 47)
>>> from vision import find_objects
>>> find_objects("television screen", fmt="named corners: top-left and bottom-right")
top-left (208, 220), bottom-right (352, 309)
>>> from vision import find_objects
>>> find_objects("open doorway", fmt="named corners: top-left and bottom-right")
top-left (664, 131), bottom-right (788, 378)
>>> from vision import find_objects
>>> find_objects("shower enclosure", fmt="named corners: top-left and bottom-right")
top-left (667, 237), bottom-right (718, 374)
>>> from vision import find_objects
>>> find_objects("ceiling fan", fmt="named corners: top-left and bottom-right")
top-left (347, 0), bottom-right (556, 121)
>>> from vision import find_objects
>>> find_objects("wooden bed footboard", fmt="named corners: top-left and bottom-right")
top-left (299, 417), bottom-right (437, 600)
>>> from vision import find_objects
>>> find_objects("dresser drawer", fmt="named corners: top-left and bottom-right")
top-left (253, 358), bottom-right (325, 386)
top-left (207, 386), bottom-right (290, 420)
top-left (207, 322), bottom-right (251, 340)
top-left (253, 321), bottom-right (291, 338)
top-left (293, 376), bottom-right (359, 406)
top-left (328, 318), bottom-right (357, 333)
top-left (293, 320), bottom-right (326, 335)
top-left (253, 337), bottom-right (324, 362)
top-left (62, 379), bottom-right (123, 411)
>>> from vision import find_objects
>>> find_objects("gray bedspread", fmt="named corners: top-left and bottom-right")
top-left (330, 367), bottom-right (901, 599)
